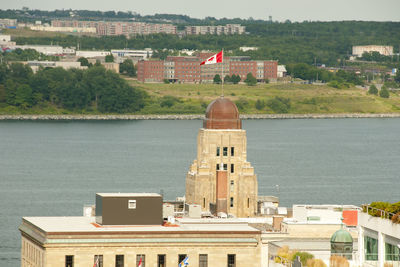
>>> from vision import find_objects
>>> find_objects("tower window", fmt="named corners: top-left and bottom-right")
top-left (230, 180), bottom-right (234, 191)
top-left (230, 197), bottom-right (234, 207)
top-left (65, 255), bottom-right (73, 267)
top-left (248, 198), bottom-right (250, 208)
top-left (230, 164), bottom-right (234, 173)
top-left (203, 198), bottom-right (206, 208)
top-left (228, 254), bottom-right (236, 267)
top-left (231, 147), bottom-right (235, 156)
top-left (223, 147), bottom-right (228, 156)
top-left (216, 147), bottom-right (220, 156)
top-left (223, 164), bottom-right (227, 170)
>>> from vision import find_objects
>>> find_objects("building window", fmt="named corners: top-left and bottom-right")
top-left (158, 254), bottom-right (166, 267)
top-left (128, 200), bottom-right (136, 209)
top-left (116, 255), bottom-right (124, 267)
top-left (228, 254), bottom-right (236, 267)
top-left (223, 147), bottom-right (228, 156)
top-left (65, 255), bottom-right (73, 267)
top-left (230, 147), bottom-right (234, 156)
top-left (364, 236), bottom-right (378, 261)
top-left (230, 180), bottom-right (234, 191)
top-left (216, 147), bottom-right (220, 156)
top-left (94, 255), bottom-right (103, 267)
top-left (230, 164), bottom-right (234, 173)
top-left (199, 254), bottom-right (208, 267)
top-left (223, 164), bottom-right (227, 171)
top-left (230, 197), bottom-right (234, 208)
top-left (216, 164), bottom-right (219, 171)
top-left (178, 254), bottom-right (187, 266)
top-left (203, 198), bottom-right (206, 208)
top-left (248, 198), bottom-right (250, 208)
top-left (385, 242), bottom-right (400, 261)
top-left (136, 255), bottom-right (145, 267)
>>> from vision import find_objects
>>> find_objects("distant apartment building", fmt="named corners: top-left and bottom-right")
top-left (30, 25), bottom-right (97, 33)
top-left (137, 54), bottom-right (278, 83)
top-left (352, 45), bottom-right (394, 57)
top-left (51, 20), bottom-right (177, 36)
top-left (185, 24), bottom-right (245, 35)
top-left (0, 18), bottom-right (17, 29)
top-left (25, 61), bottom-right (86, 72)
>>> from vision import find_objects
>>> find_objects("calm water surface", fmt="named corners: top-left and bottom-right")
top-left (1, 119), bottom-right (399, 266)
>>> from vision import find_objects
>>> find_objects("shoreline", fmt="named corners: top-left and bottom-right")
top-left (1, 113), bottom-right (400, 120)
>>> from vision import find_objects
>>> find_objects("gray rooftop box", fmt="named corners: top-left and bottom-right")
top-left (95, 193), bottom-right (163, 225)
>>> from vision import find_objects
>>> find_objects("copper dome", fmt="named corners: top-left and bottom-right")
top-left (203, 97), bottom-right (242, 129)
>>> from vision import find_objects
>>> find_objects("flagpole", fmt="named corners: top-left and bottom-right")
top-left (221, 49), bottom-right (224, 97)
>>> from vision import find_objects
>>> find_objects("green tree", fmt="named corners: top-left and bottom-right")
top-left (15, 84), bottom-right (33, 108)
top-left (0, 84), bottom-right (6, 103)
top-left (213, 74), bottom-right (222, 84)
top-left (224, 75), bottom-right (231, 83)
top-left (379, 86), bottom-right (389, 98)
top-left (231, 74), bottom-right (241, 84)
top-left (267, 97), bottom-right (291, 113)
top-left (244, 73), bottom-right (257, 86)
top-left (255, 99), bottom-right (265, 110)
top-left (77, 57), bottom-right (91, 67)
top-left (105, 53), bottom-right (114, 63)
top-left (291, 252), bottom-right (314, 266)
top-left (368, 84), bottom-right (378, 95)
top-left (394, 70), bottom-right (400, 83)
top-left (119, 59), bottom-right (136, 77)
top-left (160, 95), bottom-right (181, 108)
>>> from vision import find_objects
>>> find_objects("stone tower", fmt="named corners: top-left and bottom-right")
top-left (185, 96), bottom-right (258, 217)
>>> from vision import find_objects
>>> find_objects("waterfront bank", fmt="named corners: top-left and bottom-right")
top-left (2, 113), bottom-right (400, 120)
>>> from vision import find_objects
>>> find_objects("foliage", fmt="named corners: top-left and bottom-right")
top-left (267, 97), bottom-right (291, 113)
top-left (231, 74), bottom-right (241, 84)
top-left (0, 62), bottom-right (147, 113)
top-left (274, 246), bottom-right (295, 265)
top-left (160, 95), bottom-right (181, 108)
top-left (330, 255), bottom-right (349, 267)
top-left (119, 59), bottom-right (136, 77)
top-left (235, 98), bottom-right (249, 112)
top-left (105, 54), bottom-right (114, 63)
top-left (77, 57), bottom-right (91, 67)
top-left (291, 251), bottom-right (314, 266)
top-left (255, 99), bottom-right (266, 110)
top-left (395, 71), bottom-right (400, 83)
top-left (360, 51), bottom-right (393, 62)
top-left (307, 259), bottom-right (327, 267)
top-left (392, 212), bottom-right (400, 224)
top-left (379, 86), bottom-right (390, 98)
top-left (224, 75), bottom-right (231, 83)
top-left (1, 48), bottom-right (59, 62)
top-left (213, 74), bottom-right (221, 84)
top-left (163, 79), bottom-right (170, 84)
top-left (368, 84), bottom-right (378, 95)
top-left (244, 73), bottom-right (257, 86)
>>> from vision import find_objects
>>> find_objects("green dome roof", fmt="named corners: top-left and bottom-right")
top-left (330, 229), bottom-right (353, 243)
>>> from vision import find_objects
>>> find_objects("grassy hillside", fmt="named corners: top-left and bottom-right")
top-left (1, 82), bottom-right (399, 115)
top-left (130, 82), bottom-right (400, 114)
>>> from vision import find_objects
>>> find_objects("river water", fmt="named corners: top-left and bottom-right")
top-left (1, 119), bottom-right (399, 266)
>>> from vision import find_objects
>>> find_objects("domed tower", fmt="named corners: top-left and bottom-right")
top-left (186, 96), bottom-right (258, 217)
top-left (330, 229), bottom-right (353, 259)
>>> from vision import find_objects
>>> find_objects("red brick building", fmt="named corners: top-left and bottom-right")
top-left (137, 55), bottom-right (278, 83)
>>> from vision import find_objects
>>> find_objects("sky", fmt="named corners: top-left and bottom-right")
top-left (2, 0), bottom-right (400, 22)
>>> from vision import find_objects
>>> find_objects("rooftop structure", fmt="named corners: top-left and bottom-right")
top-left (185, 24), bottom-right (245, 35)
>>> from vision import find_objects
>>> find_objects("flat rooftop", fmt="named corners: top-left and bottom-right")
top-left (96, 193), bottom-right (161, 197)
top-left (22, 216), bottom-right (259, 234)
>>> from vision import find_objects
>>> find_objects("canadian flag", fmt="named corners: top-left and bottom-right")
top-left (200, 50), bottom-right (223, 65)
top-left (138, 257), bottom-right (143, 267)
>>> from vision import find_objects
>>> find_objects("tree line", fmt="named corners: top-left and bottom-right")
top-left (0, 63), bottom-right (146, 113)
top-left (11, 20), bottom-right (400, 66)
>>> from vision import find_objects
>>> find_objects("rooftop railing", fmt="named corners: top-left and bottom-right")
top-left (361, 204), bottom-right (399, 223)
